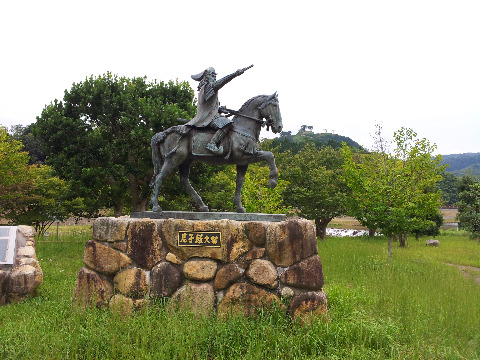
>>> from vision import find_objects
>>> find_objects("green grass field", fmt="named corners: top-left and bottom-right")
top-left (0, 227), bottom-right (479, 359)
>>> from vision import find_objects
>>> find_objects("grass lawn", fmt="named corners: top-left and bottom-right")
top-left (0, 226), bottom-right (479, 359)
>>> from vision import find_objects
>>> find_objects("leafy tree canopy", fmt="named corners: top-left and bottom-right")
top-left (436, 171), bottom-right (460, 206)
top-left (277, 143), bottom-right (349, 239)
top-left (0, 127), bottom-right (31, 214)
top-left (342, 126), bottom-right (445, 253)
top-left (203, 164), bottom-right (290, 214)
top-left (8, 124), bottom-right (46, 164)
top-left (456, 175), bottom-right (480, 241)
top-left (8, 165), bottom-right (85, 235)
top-left (33, 73), bottom-right (196, 216)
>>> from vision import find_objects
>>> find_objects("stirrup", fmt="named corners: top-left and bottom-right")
top-left (206, 142), bottom-right (224, 155)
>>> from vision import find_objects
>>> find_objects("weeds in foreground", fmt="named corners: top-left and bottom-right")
top-left (0, 231), bottom-right (479, 359)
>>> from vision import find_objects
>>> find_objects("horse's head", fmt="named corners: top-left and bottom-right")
top-left (259, 93), bottom-right (283, 133)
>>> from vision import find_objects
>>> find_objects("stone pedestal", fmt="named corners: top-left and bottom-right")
top-left (0, 226), bottom-right (43, 305)
top-left (73, 216), bottom-right (328, 320)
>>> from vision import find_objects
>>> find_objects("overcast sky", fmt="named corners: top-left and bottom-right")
top-left (1, 0), bottom-right (479, 155)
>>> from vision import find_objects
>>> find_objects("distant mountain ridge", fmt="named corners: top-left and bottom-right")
top-left (441, 153), bottom-right (480, 176)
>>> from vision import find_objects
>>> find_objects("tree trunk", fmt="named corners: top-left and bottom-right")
top-left (315, 218), bottom-right (332, 241)
top-left (113, 203), bottom-right (123, 217)
top-left (388, 235), bottom-right (392, 260)
top-left (399, 233), bottom-right (408, 247)
top-left (131, 198), bottom-right (148, 212)
top-left (129, 174), bottom-right (148, 212)
top-left (368, 228), bottom-right (376, 237)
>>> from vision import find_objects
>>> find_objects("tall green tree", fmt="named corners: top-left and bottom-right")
top-left (8, 165), bottom-right (84, 235)
top-left (342, 126), bottom-right (444, 256)
top-left (9, 124), bottom-right (46, 164)
top-left (280, 144), bottom-right (349, 240)
top-left (456, 175), bottom-right (480, 241)
top-left (437, 171), bottom-right (460, 206)
top-left (0, 127), bottom-right (31, 214)
top-left (204, 164), bottom-right (290, 214)
top-left (33, 73), bottom-right (196, 216)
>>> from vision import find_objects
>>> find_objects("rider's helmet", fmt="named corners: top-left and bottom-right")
top-left (191, 67), bottom-right (216, 81)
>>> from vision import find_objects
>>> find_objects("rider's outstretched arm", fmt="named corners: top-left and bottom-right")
top-left (213, 65), bottom-right (253, 90)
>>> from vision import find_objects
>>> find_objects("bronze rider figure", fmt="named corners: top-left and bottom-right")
top-left (186, 65), bottom-right (252, 155)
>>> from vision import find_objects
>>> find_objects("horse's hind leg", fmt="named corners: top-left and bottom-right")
top-left (150, 160), bottom-right (177, 212)
top-left (234, 164), bottom-right (248, 213)
top-left (179, 162), bottom-right (209, 212)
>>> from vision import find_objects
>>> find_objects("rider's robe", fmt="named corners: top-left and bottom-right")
top-left (186, 71), bottom-right (239, 128)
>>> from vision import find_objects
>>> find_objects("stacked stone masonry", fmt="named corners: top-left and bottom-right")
top-left (73, 217), bottom-right (328, 319)
top-left (0, 226), bottom-right (43, 305)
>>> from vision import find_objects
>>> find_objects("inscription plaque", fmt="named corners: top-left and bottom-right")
top-left (0, 238), bottom-right (8, 262)
top-left (0, 226), bottom-right (16, 264)
top-left (178, 231), bottom-right (221, 247)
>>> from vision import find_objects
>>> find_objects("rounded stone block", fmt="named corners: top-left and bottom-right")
top-left (150, 261), bottom-right (184, 298)
top-left (93, 217), bottom-right (129, 242)
top-left (109, 294), bottom-right (135, 316)
top-left (183, 259), bottom-right (217, 281)
top-left (0, 270), bottom-right (7, 290)
top-left (279, 286), bottom-right (295, 298)
top-left (7, 265), bottom-right (43, 296)
top-left (265, 218), bottom-right (318, 267)
top-left (246, 259), bottom-right (278, 289)
top-left (218, 282), bottom-right (282, 317)
top-left (0, 270), bottom-right (9, 304)
top-left (280, 255), bottom-right (324, 290)
top-left (112, 242), bottom-right (128, 253)
top-left (288, 291), bottom-right (328, 320)
top-left (168, 283), bottom-right (215, 316)
top-left (214, 264), bottom-right (243, 290)
top-left (17, 225), bottom-right (35, 237)
top-left (161, 219), bottom-right (252, 262)
top-left (236, 247), bottom-right (265, 269)
top-left (17, 246), bottom-right (36, 258)
top-left (83, 240), bottom-right (131, 275)
top-left (243, 221), bottom-right (268, 246)
top-left (72, 267), bottom-right (113, 309)
top-left (166, 252), bottom-right (182, 265)
top-left (127, 220), bottom-right (166, 269)
top-left (16, 257), bottom-right (38, 267)
top-left (114, 267), bottom-right (148, 298)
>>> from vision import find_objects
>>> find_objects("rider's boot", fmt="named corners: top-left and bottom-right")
top-left (206, 128), bottom-right (227, 155)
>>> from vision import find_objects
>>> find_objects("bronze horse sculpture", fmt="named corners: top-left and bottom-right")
top-left (149, 92), bottom-right (283, 213)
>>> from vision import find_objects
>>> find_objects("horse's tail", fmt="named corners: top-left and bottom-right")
top-left (150, 131), bottom-right (167, 187)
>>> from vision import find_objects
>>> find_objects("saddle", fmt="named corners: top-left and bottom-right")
top-left (190, 128), bottom-right (231, 158)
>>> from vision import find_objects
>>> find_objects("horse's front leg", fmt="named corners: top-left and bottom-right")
top-left (234, 164), bottom-right (248, 213)
top-left (257, 151), bottom-right (278, 189)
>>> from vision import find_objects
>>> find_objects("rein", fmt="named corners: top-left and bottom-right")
top-left (220, 107), bottom-right (265, 125)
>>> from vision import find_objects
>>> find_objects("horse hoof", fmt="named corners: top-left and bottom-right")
top-left (199, 206), bottom-right (209, 212)
top-left (269, 179), bottom-right (278, 189)
top-left (236, 207), bottom-right (246, 213)
top-left (152, 205), bottom-right (162, 213)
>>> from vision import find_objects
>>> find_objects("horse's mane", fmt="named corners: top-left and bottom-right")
top-left (237, 94), bottom-right (267, 113)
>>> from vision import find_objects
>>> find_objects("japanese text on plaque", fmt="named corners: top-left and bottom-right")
top-left (178, 231), bottom-right (221, 247)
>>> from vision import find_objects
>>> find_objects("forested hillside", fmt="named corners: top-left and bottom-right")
top-left (442, 153), bottom-right (480, 176)
top-left (270, 126), bottom-right (363, 153)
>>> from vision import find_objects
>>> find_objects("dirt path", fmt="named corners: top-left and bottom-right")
top-left (447, 263), bottom-right (480, 285)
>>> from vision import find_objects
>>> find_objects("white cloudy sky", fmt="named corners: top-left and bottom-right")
top-left (1, 0), bottom-right (479, 155)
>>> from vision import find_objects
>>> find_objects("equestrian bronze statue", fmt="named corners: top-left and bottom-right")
top-left (149, 66), bottom-right (283, 213)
